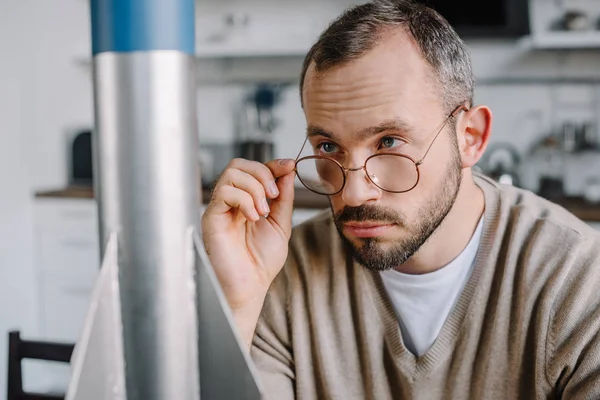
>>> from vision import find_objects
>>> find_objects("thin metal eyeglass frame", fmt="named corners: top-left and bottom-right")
top-left (293, 104), bottom-right (468, 195)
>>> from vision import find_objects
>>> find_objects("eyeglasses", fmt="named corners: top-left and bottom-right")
top-left (294, 105), bottom-right (468, 196)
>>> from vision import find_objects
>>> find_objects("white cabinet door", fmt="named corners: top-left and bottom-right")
top-left (40, 277), bottom-right (95, 343)
top-left (195, 0), bottom-right (348, 57)
top-left (34, 199), bottom-right (99, 342)
top-left (38, 231), bottom-right (99, 285)
top-left (32, 198), bottom-right (100, 394)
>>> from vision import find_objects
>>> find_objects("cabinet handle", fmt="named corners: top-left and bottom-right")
top-left (60, 239), bottom-right (96, 248)
top-left (58, 210), bottom-right (94, 220)
top-left (62, 286), bottom-right (93, 296)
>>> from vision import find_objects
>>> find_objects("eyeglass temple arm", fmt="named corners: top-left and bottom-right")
top-left (416, 105), bottom-right (468, 165)
top-left (294, 136), bottom-right (310, 163)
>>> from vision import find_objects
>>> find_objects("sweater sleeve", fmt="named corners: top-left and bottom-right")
top-left (546, 236), bottom-right (600, 398)
top-left (251, 266), bottom-right (296, 400)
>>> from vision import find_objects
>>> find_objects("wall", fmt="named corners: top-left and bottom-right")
top-left (28, 0), bottom-right (93, 191)
top-left (0, 0), bottom-right (41, 394)
top-left (0, 0), bottom-right (93, 394)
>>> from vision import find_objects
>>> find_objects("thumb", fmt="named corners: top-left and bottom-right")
top-left (267, 170), bottom-right (296, 236)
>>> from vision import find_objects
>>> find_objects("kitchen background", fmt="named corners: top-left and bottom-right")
top-left (3, 0), bottom-right (600, 395)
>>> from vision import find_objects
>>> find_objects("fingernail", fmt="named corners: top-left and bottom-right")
top-left (278, 159), bottom-right (293, 167)
top-left (268, 181), bottom-right (279, 196)
top-left (261, 198), bottom-right (270, 215)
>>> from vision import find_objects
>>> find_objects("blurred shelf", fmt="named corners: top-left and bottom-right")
top-left (196, 42), bottom-right (309, 58)
top-left (519, 31), bottom-right (600, 50)
top-left (74, 42), bottom-right (309, 66)
top-left (478, 77), bottom-right (600, 84)
top-left (552, 196), bottom-right (600, 222)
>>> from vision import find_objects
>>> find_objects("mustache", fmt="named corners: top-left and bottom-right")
top-left (334, 205), bottom-right (401, 225)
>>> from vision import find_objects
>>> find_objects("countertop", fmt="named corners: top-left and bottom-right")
top-left (34, 184), bottom-right (330, 210)
top-left (34, 185), bottom-right (600, 221)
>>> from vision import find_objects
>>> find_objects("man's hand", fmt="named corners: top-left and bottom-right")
top-left (201, 158), bottom-right (296, 350)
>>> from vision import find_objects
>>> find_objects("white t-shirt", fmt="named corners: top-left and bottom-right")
top-left (380, 216), bottom-right (484, 356)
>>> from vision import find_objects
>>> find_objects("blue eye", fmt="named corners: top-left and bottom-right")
top-left (318, 142), bottom-right (338, 154)
top-left (380, 137), bottom-right (402, 149)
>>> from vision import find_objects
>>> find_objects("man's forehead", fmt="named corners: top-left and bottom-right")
top-left (302, 30), bottom-right (432, 102)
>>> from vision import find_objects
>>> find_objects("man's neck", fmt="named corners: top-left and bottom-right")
top-left (394, 172), bottom-right (485, 275)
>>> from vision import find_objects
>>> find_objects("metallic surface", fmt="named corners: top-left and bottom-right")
top-left (92, 52), bottom-right (201, 399)
top-left (90, 0), bottom-right (195, 55)
top-left (66, 234), bottom-right (127, 400)
top-left (193, 233), bottom-right (264, 399)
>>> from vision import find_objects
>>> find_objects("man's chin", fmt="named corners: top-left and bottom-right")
top-left (338, 231), bottom-right (418, 271)
top-left (342, 231), bottom-right (396, 247)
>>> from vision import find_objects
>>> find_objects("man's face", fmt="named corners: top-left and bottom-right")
top-left (302, 31), bottom-right (463, 271)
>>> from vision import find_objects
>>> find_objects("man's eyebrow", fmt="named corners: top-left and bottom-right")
top-left (356, 119), bottom-right (412, 141)
top-left (307, 125), bottom-right (333, 139)
top-left (306, 119), bottom-right (413, 141)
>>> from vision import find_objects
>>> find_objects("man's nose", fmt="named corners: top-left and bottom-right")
top-left (341, 166), bottom-right (381, 207)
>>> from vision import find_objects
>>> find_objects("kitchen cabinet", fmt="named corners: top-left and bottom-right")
top-left (195, 0), bottom-right (351, 58)
top-left (31, 198), bottom-right (99, 394)
top-left (523, 0), bottom-right (600, 50)
top-left (34, 198), bottom-right (100, 343)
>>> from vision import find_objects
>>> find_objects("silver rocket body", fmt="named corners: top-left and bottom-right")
top-left (92, 51), bottom-right (201, 399)
top-left (66, 47), bottom-right (262, 400)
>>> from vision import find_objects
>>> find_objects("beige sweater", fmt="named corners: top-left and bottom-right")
top-left (251, 174), bottom-right (600, 399)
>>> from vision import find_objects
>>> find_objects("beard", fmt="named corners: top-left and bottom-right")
top-left (332, 142), bottom-right (463, 272)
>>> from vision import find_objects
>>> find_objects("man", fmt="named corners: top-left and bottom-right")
top-left (201, 0), bottom-right (600, 398)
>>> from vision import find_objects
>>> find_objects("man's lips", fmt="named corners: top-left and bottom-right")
top-left (343, 221), bottom-right (395, 238)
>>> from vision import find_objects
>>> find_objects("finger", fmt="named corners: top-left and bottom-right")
top-left (264, 158), bottom-right (297, 180)
top-left (207, 185), bottom-right (261, 222)
top-left (216, 168), bottom-right (271, 217)
top-left (227, 158), bottom-right (282, 199)
top-left (267, 169), bottom-right (296, 236)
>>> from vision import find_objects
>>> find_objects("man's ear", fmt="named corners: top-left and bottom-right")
top-left (457, 105), bottom-right (492, 168)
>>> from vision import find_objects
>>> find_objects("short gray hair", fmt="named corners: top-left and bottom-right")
top-left (299, 0), bottom-right (474, 115)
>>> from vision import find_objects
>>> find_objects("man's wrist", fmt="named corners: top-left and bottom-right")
top-left (231, 297), bottom-right (267, 352)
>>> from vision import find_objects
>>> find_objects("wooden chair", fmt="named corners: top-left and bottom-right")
top-left (7, 330), bottom-right (75, 400)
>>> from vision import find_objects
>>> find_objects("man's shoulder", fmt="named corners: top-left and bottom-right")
top-left (476, 173), bottom-right (599, 242)
top-left (476, 174), bottom-right (600, 298)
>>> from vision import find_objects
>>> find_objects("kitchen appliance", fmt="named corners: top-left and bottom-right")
top-left (478, 142), bottom-right (521, 186)
top-left (559, 10), bottom-right (591, 31)
top-left (415, 0), bottom-right (529, 37)
top-left (69, 129), bottom-right (94, 186)
top-left (520, 124), bottom-right (600, 201)
top-left (235, 83), bottom-right (283, 164)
